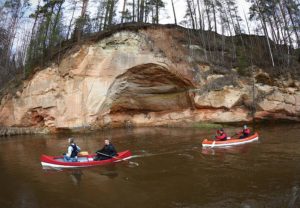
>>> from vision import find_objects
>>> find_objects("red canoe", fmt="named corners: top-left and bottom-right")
top-left (40, 150), bottom-right (132, 168)
top-left (202, 132), bottom-right (259, 148)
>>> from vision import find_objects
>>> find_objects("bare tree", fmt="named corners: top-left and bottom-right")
top-left (66, 0), bottom-right (77, 39)
top-left (76, 0), bottom-right (89, 42)
top-left (171, 0), bottom-right (177, 25)
top-left (121, 0), bottom-right (127, 23)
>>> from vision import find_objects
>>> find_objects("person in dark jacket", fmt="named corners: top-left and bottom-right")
top-left (64, 138), bottom-right (81, 162)
top-left (238, 125), bottom-right (251, 139)
top-left (215, 128), bottom-right (227, 141)
top-left (94, 139), bottom-right (117, 161)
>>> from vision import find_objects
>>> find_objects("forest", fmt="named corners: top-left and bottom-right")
top-left (0, 0), bottom-right (299, 90)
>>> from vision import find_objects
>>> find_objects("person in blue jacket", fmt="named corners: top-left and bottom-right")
top-left (64, 138), bottom-right (81, 162)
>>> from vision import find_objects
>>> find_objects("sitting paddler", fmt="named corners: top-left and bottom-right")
top-left (64, 138), bottom-right (81, 162)
top-left (94, 139), bottom-right (118, 161)
top-left (238, 125), bottom-right (251, 139)
top-left (215, 128), bottom-right (227, 141)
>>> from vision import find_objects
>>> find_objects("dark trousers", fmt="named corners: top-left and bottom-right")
top-left (93, 154), bottom-right (111, 161)
top-left (239, 134), bottom-right (249, 139)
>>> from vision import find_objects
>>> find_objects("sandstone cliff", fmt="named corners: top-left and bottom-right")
top-left (0, 25), bottom-right (299, 132)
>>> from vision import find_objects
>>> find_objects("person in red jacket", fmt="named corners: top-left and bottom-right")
top-left (215, 128), bottom-right (227, 141)
top-left (238, 125), bottom-right (251, 139)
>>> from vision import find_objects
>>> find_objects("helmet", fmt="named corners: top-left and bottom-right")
top-left (243, 125), bottom-right (247, 129)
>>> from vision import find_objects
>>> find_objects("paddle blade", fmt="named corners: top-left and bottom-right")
top-left (128, 161), bottom-right (139, 167)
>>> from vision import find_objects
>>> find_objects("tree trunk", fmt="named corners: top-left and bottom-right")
top-left (283, 0), bottom-right (300, 46)
top-left (49, 0), bottom-right (64, 52)
top-left (221, 16), bottom-right (225, 63)
top-left (204, 1), bottom-right (212, 31)
top-left (121, 0), bottom-right (127, 23)
top-left (278, 0), bottom-right (293, 47)
top-left (66, 0), bottom-right (77, 39)
top-left (254, 0), bottom-right (275, 67)
top-left (212, 0), bottom-right (217, 33)
top-left (171, 0), bottom-right (177, 25)
top-left (233, 7), bottom-right (246, 52)
top-left (137, 0), bottom-right (140, 22)
top-left (272, 13), bottom-right (283, 44)
top-left (196, 0), bottom-right (203, 30)
top-left (266, 15), bottom-right (279, 46)
top-left (139, 0), bottom-right (144, 22)
top-left (156, 0), bottom-right (159, 23)
top-left (187, 0), bottom-right (195, 29)
top-left (224, 6), bottom-right (236, 62)
top-left (196, 0), bottom-right (207, 60)
top-left (191, 0), bottom-right (198, 29)
top-left (6, 0), bottom-right (22, 68)
top-left (43, 5), bottom-right (54, 58)
top-left (108, 0), bottom-right (115, 26)
top-left (77, 0), bottom-right (89, 42)
top-left (132, 0), bottom-right (135, 22)
top-left (104, 0), bottom-right (111, 28)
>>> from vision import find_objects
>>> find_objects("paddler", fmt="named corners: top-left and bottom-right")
top-left (94, 139), bottom-right (117, 161)
top-left (215, 128), bottom-right (227, 141)
top-left (237, 125), bottom-right (251, 139)
top-left (63, 138), bottom-right (81, 162)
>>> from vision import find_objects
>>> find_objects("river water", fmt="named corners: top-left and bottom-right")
top-left (0, 123), bottom-right (300, 208)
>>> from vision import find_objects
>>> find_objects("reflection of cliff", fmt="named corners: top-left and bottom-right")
top-left (0, 27), bottom-right (300, 132)
top-left (12, 184), bottom-right (39, 208)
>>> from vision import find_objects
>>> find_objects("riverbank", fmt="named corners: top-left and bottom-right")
top-left (0, 127), bottom-right (49, 137)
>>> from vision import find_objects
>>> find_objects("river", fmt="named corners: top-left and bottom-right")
top-left (0, 123), bottom-right (300, 208)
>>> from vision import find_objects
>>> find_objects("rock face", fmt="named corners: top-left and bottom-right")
top-left (0, 28), bottom-right (299, 131)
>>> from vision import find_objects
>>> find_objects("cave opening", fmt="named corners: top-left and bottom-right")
top-left (107, 63), bottom-right (195, 113)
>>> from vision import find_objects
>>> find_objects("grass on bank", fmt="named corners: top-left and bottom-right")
top-left (192, 122), bottom-right (223, 129)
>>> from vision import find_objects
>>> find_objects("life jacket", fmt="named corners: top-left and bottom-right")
top-left (243, 128), bottom-right (250, 136)
top-left (70, 143), bottom-right (79, 158)
top-left (216, 132), bottom-right (227, 140)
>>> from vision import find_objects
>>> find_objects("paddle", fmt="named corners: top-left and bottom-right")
top-left (96, 152), bottom-right (139, 166)
top-left (230, 132), bottom-right (243, 139)
top-left (227, 133), bottom-right (238, 139)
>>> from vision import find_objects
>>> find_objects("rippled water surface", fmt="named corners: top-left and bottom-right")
top-left (1, 124), bottom-right (300, 208)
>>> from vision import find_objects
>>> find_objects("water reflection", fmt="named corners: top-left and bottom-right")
top-left (1, 124), bottom-right (300, 207)
top-left (99, 165), bottom-right (119, 179)
top-left (201, 144), bottom-right (252, 156)
top-left (42, 164), bottom-right (120, 186)
top-left (42, 168), bottom-right (83, 184)
top-left (69, 170), bottom-right (83, 186)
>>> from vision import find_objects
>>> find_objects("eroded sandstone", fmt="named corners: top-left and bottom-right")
top-left (0, 29), bottom-right (299, 132)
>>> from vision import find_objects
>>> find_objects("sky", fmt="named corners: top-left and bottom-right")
top-left (25, 0), bottom-right (252, 29)
top-left (159, 0), bottom-right (251, 25)
top-left (13, 0), bottom-right (254, 43)
top-left (115, 0), bottom-right (253, 34)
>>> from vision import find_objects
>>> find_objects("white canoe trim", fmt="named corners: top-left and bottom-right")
top-left (202, 136), bottom-right (259, 148)
top-left (41, 162), bottom-right (93, 168)
top-left (41, 156), bottom-right (133, 168)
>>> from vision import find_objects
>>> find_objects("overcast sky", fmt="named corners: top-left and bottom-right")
top-left (158, 0), bottom-right (251, 25)
top-left (15, 0), bottom-right (254, 38)
top-left (26, 0), bottom-right (252, 27)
